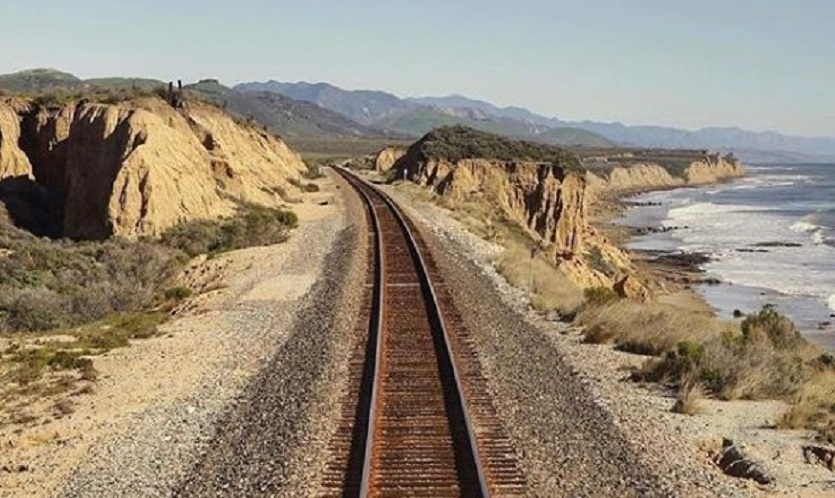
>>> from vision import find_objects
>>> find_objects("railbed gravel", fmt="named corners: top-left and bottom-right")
top-left (56, 173), bottom-right (368, 498)
top-left (384, 186), bottom-right (752, 497)
top-left (174, 176), bottom-right (367, 497)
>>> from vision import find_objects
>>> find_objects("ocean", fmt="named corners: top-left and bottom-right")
top-left (617, 164), bottom-right (835, 348)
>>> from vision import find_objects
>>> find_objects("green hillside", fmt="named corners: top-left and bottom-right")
top-left (0, 68), bottom-right (81, 93)
top-left (376, 108), bottom-right (613, 148)
top-left (411, 126), bottom-right (582, 170)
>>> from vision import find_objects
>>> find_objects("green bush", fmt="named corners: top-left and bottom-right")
top-left (637, 307), bottom-right (815, 400)
top-left (583, 286), bottom-right (619, 306)
top-left (585, 247), bottom-right (616, 277)
top-left (164, 286), bottom-right (192, 301)
top-left (303, 164), bottom-right (326, 180)
top-left (160, 205), bottom-right (298, 257)
top-left (414, 126), bottom-right (582, 171)
top-left (741, 306), bottom-right (803, 350)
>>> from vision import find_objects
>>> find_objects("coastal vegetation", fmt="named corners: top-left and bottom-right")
top-left (0, 203), bottom-right (298, 427)
top-left (412, 126), bottom-right (582, 169)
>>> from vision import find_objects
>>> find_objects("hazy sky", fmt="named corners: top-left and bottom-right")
top-left (1, 0), bottom-right (833, 136)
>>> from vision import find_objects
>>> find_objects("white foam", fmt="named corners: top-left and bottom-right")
top-left (663, 200), bottom-right (835, 307)
top-left (791, 220), bottom-right (822, 233)
top-left (829, 295), bottom-right (835, 312)
top-left (812, 231), bottom-right (827, 246)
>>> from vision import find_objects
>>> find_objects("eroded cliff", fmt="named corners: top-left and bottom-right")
top-left (0, 96), bottom-right (308, 239)
top-left (392, 127), bottom-right (645, 296)
top-left (586, 154), bottom-right (744, 196)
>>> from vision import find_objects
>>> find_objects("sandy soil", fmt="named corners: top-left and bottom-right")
top-left (0, 174), bottom-right (346, 497)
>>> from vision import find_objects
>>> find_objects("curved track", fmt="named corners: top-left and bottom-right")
top-left (322, 169), bottom-right (525, 497)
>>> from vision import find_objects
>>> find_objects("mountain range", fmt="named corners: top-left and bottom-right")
top-left (2, 69), bottom-right (833, 162)
top-left (235, 81), bottom-right (835, 162)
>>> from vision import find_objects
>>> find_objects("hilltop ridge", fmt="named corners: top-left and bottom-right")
top-left (239, 80), bottom-right (835, 162)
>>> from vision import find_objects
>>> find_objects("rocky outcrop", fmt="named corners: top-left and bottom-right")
top-left (713, 439), bottom-right (774, 486)
top-left (0, 97), bottom-right (308, 239)
top-left (374, 146), bottom-right (407, 173)
top-left (684, 154), bottom-right (745, 185)
top-left (0, 99), bottom-right (34, 180)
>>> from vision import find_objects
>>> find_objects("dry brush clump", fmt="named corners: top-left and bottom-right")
top-left (0, 226), bottom-right (182, 334)
top-left (636, 307), bottom-right (827, 401)
top-left (496, 247), bottom-right (585, 316)
top-left (580, 296), bottom-right (835, 439)
top-left (779, 369), bottom-right (835, 443)
top-left (580, 298), bottom-right (718, 356)
top-left (671, 374), bottom-right (706, 415)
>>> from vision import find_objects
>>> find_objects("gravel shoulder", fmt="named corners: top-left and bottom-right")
top-left (0, 172), bottom-right (361, 498)
top-left (382, 183), bottom-right (763, 497)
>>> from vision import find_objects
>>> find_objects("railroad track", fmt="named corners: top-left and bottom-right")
top-left (323, 168), bottom-right (526, 497)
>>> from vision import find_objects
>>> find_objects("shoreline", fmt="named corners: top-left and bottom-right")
top-left (590, 172), bottom-right (835, 352)
top-left (601, 176), bottom-right (835, 351)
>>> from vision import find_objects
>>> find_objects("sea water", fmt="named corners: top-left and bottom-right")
top-left (617, 164), bottom-right (835, 348)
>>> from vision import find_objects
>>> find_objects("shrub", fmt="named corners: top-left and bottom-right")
top-left (0, 222), bottom-right (183, 334)
top-left (495, 247), bottom-right (584, 316)
top-left (741, 307), bottom-right (803, 350)
top-left (303, 164), bottom-right (326, 180)
top-left (636, 307), bottom-right (816, 400)
top-left (580, 299), bottom-right (718, 357)
top-left (585, 247), bottom-right (616, 277)
top-left (672, 375), bottom-right (706, 415)
top-left (779, 370), bottom-right (835, 443)
top-left (160, 205), bottom-right (298, 258)
top-left (164, 286), bottom-right (193, 301)
top-left (583, 286), bottom-right (619, 306)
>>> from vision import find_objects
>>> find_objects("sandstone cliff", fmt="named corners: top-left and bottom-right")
top-left (0, 97), bottom-right (308, 239)
top-left (0, 99), bottom-right (34, 179)
top-left (392, 128), bottom-right (645, 297)
top-left (374, 146), bottom-right (407, 173)
top-left (587, 154), bottom-right (744, 196)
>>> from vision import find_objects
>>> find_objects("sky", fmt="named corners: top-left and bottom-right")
top-left (1, 0), bottom-right (833, 137)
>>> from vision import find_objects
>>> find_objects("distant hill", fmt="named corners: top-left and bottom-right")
top-left (238, 80), bottom-right (835, 162)
top-left (409, 125), bottom-right (581, 169)
top-left (84, 77), bottom-right (165, 91)
top-left (234, 81), bottom-right (415, 126)
top-left (186, 79), bottom-right (390, 143)
top-left (235, 81), bottom-right (614, 147)
top-left (0, 68), bottom-right (81, 93)
top-left (374, 106), bottom-right (613, 147)
top-left (0, 68), bottom-right (167, 94)
top-left (407, 94), bottom-right (555, 125)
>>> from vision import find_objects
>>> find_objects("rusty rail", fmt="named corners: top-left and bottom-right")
top-left (323, 168), bottom-right (525, 497)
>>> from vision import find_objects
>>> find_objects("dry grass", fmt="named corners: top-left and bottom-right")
top-left (637, 307), bottom-right (826, 401)
top-left (496, 247), bottom-right (584, 316)
top-left (672, 375), bottom-right (706, 415)
top-left (580, 299), bottom-right (719, 355)
top-left (779, 370), bottom-right (835, 443)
